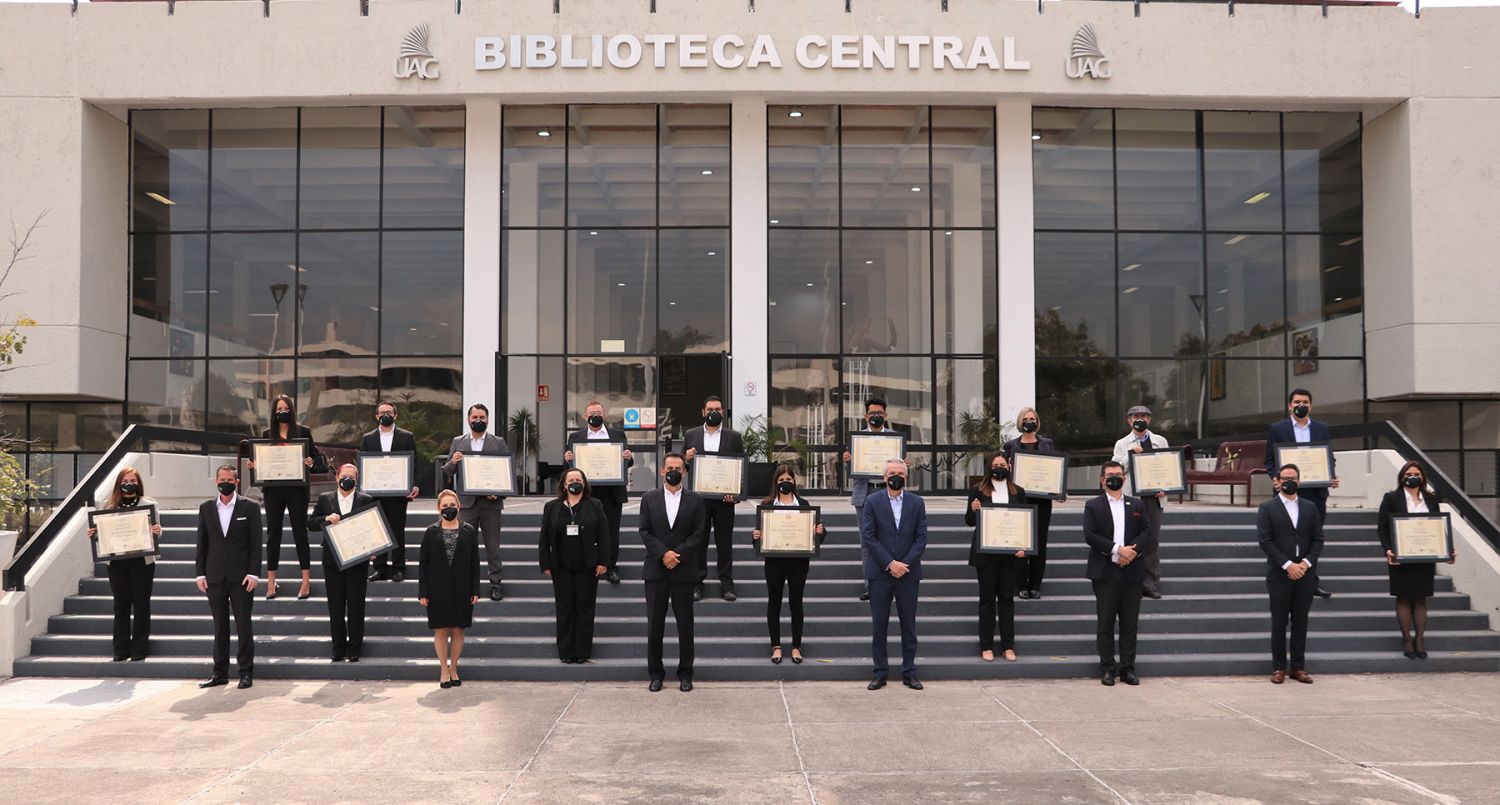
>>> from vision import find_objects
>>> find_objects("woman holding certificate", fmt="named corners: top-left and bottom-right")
top-left (87, 467), bottom-right (163, 662)
top-left (538, 469), bottom-right (609, 664)
top-left (1377, 461), bottom-right (1453, 659)
top-left (1003, 407), bottom-right (1058, 600)
top-left (249, 394), bottom-right (318, 601)
top-left (965, 451), bottom-right (1029, 662)
top-left (751, 465), bottom-right (827, 664)
top-left (419, 490), bottom-right (481, 687)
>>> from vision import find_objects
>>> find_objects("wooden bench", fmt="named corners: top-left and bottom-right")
top-left (1186, 440), bottom-right (1268, 507)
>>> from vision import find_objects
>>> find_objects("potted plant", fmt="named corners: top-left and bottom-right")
top-left (736, 414), bottom-right (775, 498)
top-left (958, 409), bottom-right (1010, 487)
top-left (508, 407), bottom-right (541, 495)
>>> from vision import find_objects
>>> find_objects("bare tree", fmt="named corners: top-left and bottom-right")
top-left (0, 211), bottom-right (44, 374)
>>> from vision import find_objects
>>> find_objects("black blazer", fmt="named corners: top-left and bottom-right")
top-left (1256, 495), bottom-right (1326, 580)
top-left (1263, 418), bottom-right (1335, 476)
top-left (360, 427), bottom-right (417, 454)
top-left (1376, 488), bottom-right (1442, 553)
top-left (1081, 493), bottom-right (1152, 584)
top-left (195, 496), bottom-right (264, 584)
top-left (259, 424), bottom-right (319, 481)
top-left (638, 488), bottom-right (708, 582)
top-left (565, 427), bottom-right (635, 503)
top-left (417, 523), bottom-right (482, 600)
top-left (307, 490), bottom-right (378, 567)
top-left (1003, 435), bottom-right (1057, 462)
top-left (682, 426), bottom-right (746, 460)
top-left (964, 485), bottom-right (1031, 567)
top-left (538, 496), bottom-right (609, 574)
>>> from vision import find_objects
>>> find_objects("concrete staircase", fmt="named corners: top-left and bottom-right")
top-left (14, 504), bottom-right (1500, 681)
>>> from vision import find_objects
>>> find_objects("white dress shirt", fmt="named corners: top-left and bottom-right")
top-left (470, 435), bottom-right (486, 452)
top-left (1291, 418), bottom-right (1312, 443)
top-left (663, 487), bottom-right (682, 528)
top-left (587, 426), bottom-right (610, 440)
top-left (1406, 491), bottom-right (1429, 514)
top-left (889, 490), bottom-right (905, 529)
top-left (1106, 492), bottom-right (1126, 562)
top-left (337, 490), bottom-right (355, 516)
top-left (703, 428), bottom-right (721, 453)
top-left (379, 429), bottom-right (394, 452)
top-left (990, 486), bottom-right (1010, 505)
top-left (1279, 494), bottom-right (1312, 570)
top-left (217, 494), bottom-right (238, 537)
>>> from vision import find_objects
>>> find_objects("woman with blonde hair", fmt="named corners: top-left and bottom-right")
top-left (86, 467), bottom-right (164, 661)
top-left (418, 490), bottom-right (481, 687)
top-left (1003, 407), bottom-right (1060, 599)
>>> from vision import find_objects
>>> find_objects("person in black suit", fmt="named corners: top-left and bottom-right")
top-left (539, 468), bottom-right (609, 664)
top-left (639, 453), bottom-right (708, 692)
top-left (564, 400), bottom-right (636, 585)
top-left (418, 490), bottom-right (481, 688)
top-left (862, 459), bottom-right (928, 691)
top-left (1377, 460), bottom-right (1455, 659)
top-left (307, 463), bottom-right (378, 663)
top-left (195, 464), bottom-right (263, 690)
top-left (1082, 461), bottom-right (1153, 686)
top-left (1004, 406), bottom-right (1058, 600)
top-left (844, 396), bottom-right (894, 602)
top-left (1257, 463), bottom-right (1325, 684)
top-left (966, 451), bottom-right (1029, 663)
top-left (683, 395), bottom-right (745, 602)
top-left (362, 400), bottom-right (420, 583)
top-left (1264, 388), bottom-right (1338, 599)
top-left (442, 403), bottom-right (512, 600)
top-left (87, 467), bottom-right (163, 662)
top-left (751, 465), bottom-right (828, 664)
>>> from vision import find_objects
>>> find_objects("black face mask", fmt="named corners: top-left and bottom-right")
top-left (567, 481), bottom-right (584, 495)
top-left (587, 414), bottom-right (605, 429)
top-left (217, 481), bottom-right (237, 496)
top-left (1292, 404), bottom-right (1310, 419)
top-left (120, 482), bottom-right (140, 497)
top-left (664, 469), bottom-right (683, 487)
top-left (1020, 420), bottom-right (1038, 433)
top-left (886, 475), bottom-right (905, 491)
top-left (777, 480), bottom-right (796, 496)
top-left (378, 414), bottom-right (395, 427)
top-left (1103, 476), bottom-right (1125, 491)
top-left (704, 411), bottom-right (723, 427)
top-left (441, 506), bottom-right (459, 521)
top-left (1132, 420), bottom-right (1149, 433)
top-left (868, 414), bottom-right (886, 428)
top-left (1403, 475), bottom-right (1423, 489)
top-left (1280, 479), bottom-right (1300, 496)
top-left (470, 419), bottom-right (487, 433)
top-left (339, 477), bottom-right (357, 491)
top-left (991, 467), bottom-right (1009, 481)
top-left (275, 410), bottom-right (292, 424)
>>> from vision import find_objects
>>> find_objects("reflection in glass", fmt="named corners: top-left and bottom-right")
top-left (382, 230), bottom-right (463, 355)
top-left (660, 105), bottom-right (731, 227)
top-left (1116, 109), bottom-right (1200, 231)
top-left (931, 106), bottom-right (996, 230)
top-left (1203, 111), bottom-right (1282, 232)
top-left (1032, 108), bottom-right (1114, 231)
top-left (1205, 359), bottom-right (1286, 438)
top-left (768, 229), bottom-right (839, 354)
top-left (383, 106), bottom-right (466, 229)
top-left (1284, 112), bottom-right (1362, 233)
top-left (1034, 232), bottom-right (1114, 358)
top-left (934, 230), bottom-right (996, 355)
top-left (937, 358), bottom-right (998, 445)
top-left (1284, 359), bottom-right (1365, 425)
top-left (769, 358), bottom-right (840, 449)
top-left (299, 358), bottom-right (380, 445)
top-left (380, 357), bottom-right (463, 492)
top-left (299, 107), bottom-right (381, 230)
top-left (210, 108), bottom-right (298, 231)
top-left (131, 234), bottom-right (207, 358)
top-left (1368, 401), bottom-right (1462, 450)
top-left (567, 105), bottom-right (657, 228)
top-left (842, 229), bottom-right (931, 354)
top-left (131, 110), bottom-right (209, 233)
top-left (501, 228), bottom-right (565, 354)
top-left (127, 359), bottom-right (207, 428)
top-left (768, 105), bottom-right (838, 227)
top-left (206, 359), bottom-right (294, 436)
top-left (207, 233), bottom-right (297, 357)
top-left (568, 229), bottom-right (656, 354)
top-left (1207, 234), bottom-right (1284, 355)
top-left (27, 403), bottom-right (123, 452)
top-left (1463, 401), bottom-right (1500, 450)
top-left (567, 356), bottom-right (657, 490)
top-left (1034, 358), bottom-right (1118, 453)
top-left (298, 231), bottom-right (380, 356)
top-left (1463, 451), bottom-right (1497, 498)
top-left (1117, 233), bottom-right (1204, 358)
top-left (840, 106), bottom-right (930, 229)
top-left (1120, 358), bottom-right (1205, 442)
top-left (1286, 235), bottom-right (1362, 357)
top-left (658, 229), bottom-right (729, 354)
top-left (502, 105), bottom-right (566, 228)
top-left (841, 356), bottom-right (932, 445)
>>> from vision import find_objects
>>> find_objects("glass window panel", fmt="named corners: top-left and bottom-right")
top-left (1115, 110), bottom-right (1200, 231)
top-left (28, 452), bottom-right (65, 502)
top-left (659, 105), bottom-right (730, 227)
top-left (1032, 107), bottom-right (1114, 231)
top-left (841, 357), bottom-right (933, 446)
top-left (1035, 358), bottom-right (1119, 453)
top-left (1120, 358), bottom-right (1205, 444)
top-left (567, 105), bottom-right (657, 228)
top-left (1285, 359), bottom-right (1365, 425)
top-left (768, 105), bottom-right (839, 227)
top-left (1428, 451), bottom-right (1464, 492)
top-left (769, 358), bottom-right (840, 449)
top-left (568, 229), bottom-right (655, 354)
top-left (658, 229), bottom-right (728, 354)
top-left (1463, 451), bottom-right (1497, 498)
top-left (1284, 112), bottom-right (1361, 233)
top-left (937, 358), bottom-right (998, 445)
top-left (1035, 232), bottom-right (1114, 357)
top-left (1203, 111), bottom-right (1282, 232)
top-left (1287, 234), bottom-right (1362, 358)
top-left (205, 359), bottom-right (294, 436)
top-left (502, 105), bottom-right (566, 228)
top-left (0, 402), bottom-right (25, 442)
top-left (1205, 359), bottom-right (1287, 438)
top-left (842, 229), bottom-right (931, 354)
top-left (934, 229), bottom-right (996, 355)
top-left (297, 357), bottom-right (380, 445)
top-left (566, 356), bottom-right (657, 490)
top-left (130, 233), bottom-right (208, 359)
top-left (131, 110), bottom-right (209, 233)
top-left (501, 228), bottom-right (565, 354)
top-left (503, 355), bottom-right (567, 493)
top-left (207, 233), bottom-right (297, 357)
top-left (840, 106), bottom-right (930, 229)
top-left (768, 229), bottom-right (839, 354)
top-left (1464, 401), bottom-right (1500, 450)
top-left (1368, 401), bottom-right (1462, 450)
top-left (1207, 233), bottom-right (1284, 355)
top-left (127, 359), bottom-right (207, 429)
top-left (380, 356), bottom-right (463, 493)
top-left (383, 105), bottom-right (466, 229)
top-left (299, 106), bottom-right (381, 230)
top-left (298, 231), bottom-right (380, 356)
top-left (1474, 499), bottom-right (1500, 531)
top-left (931, 106), bottom-right (995, 229)
top-left (1117, 233), bottom-right (1204, 358)
top-left (382, 230), bottom-right (463, 354)
top-left (27, 403), bottom-right (122, 452)
top-left (209, 108), bottom-right (297, 231)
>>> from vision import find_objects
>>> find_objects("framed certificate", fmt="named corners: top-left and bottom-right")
top-left (88, 505), bottom-right (159, 562)
top-left (755, 505), bottom-right (820, 558)
top-left (1392, 513), bottom-right (1453, 563)
top-left (458, 454), bottom-right (516, 497)
top-left (359, 451), bottom-right (415, 497)
top-left (1011, 452), bottom-right (1068, 500)
top-left (691, 453), bottom-right (747, 499)
top-left (248, 439), bottom-right (310, 487)
top-left (323, 505), bottom-right (396, 570)
top-left (849, 432), bottom-right (906, 480)
top-left (977, 504), bottom-right (1038, 556)
top-left (571, 441), bottom-right (628, 486)
top-left (1274, 443), bottom-right (1335, 488)
top-left (1128, 449), bottom-right (1187, 496)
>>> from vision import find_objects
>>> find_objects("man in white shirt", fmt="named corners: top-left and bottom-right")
top-left (194, 465), bottom-right (262, 690)
top-left (860, 459), bottom-right (928, 691)
top-left (443, 403), bottom-right (513, 600)
top-left (360, 401), bottom-right (420, 583)
top-left (1111, 405), bottom-right (1169, 599)
top-left (682, 395), bottom-right (746, 602)
top-left (1255, 464), bottom-right (1324, 684)
top-left (1081, 461), bottom-right (1152, 686)
top-left (564, 401), bottom-right (636, 585)
top-left (638, 453), bottom-right (707, 692)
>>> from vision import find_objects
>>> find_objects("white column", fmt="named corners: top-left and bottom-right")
top-left (463, 99), bottom-right (502, 424)
top-left (730, 98), bottom-right (769, 424)
top-left (995, 98), bottom-right (1036, 428)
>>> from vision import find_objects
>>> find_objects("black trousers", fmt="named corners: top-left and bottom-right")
top-left (1024, 499), bottom-right (1054, 591)
top-left (765, 558), bottom-right (810, 648)
top-left (868, 573), bottom-right (919, 680)
top-left (323, 558), bottom-right (369, 656)
top-left (263, 485), bottom-right (311, 572)
top-left (1140, 495), bottom-right (1164, 594)
top-left (551, 567), bottom-right (599, 659)
top-left (107, 558), bottom-right (154, 658)
top-left (696, 499), bottom-right (737, 586)
top-left (370, 497), bottom-right (409, 574)
top-left (594, 494), bottom-right (624, 570)
top-left (976, 562), bottom-right (1018, 652)
top-left (460, 502), bottom-right (504, 585)
top-left (645, 579), bottom-right (695, 680)
top-left (206, 581), bottom-right (255, 678)
top-left (1092, 572), bottom-right (1143, 672)
top-left (1268, 574), bottom-right (1317, 671)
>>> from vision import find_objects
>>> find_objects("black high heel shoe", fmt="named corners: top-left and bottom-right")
top-left (791, 649), bottom-right (803, 665)
top-left (770, 646), bottom-right (783, 665)
top-left (265, 581), bottom-right (279, 600)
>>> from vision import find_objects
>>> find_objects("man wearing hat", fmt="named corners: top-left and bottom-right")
top-left (1112, 405), bottom-right (1169, 599)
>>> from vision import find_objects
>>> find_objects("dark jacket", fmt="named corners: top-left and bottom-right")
top-left (859, 490), bottom-right (928, 581)
top-left (195, 496), bottom-right (264, 584)
top-left (964, 485), bottom-right (1031, 567)
top-left (1081, 493), bottom-right (1152, 584)
top-left (360, 427), bottom-right (417, 455)
top-left (539, 495), bottom-right (609, 574)
top-left (1255, 495), bottom-right (1326, 581)
top-left (417, 523), bottom-right (482, 601)
top-left (638, 487), bottom-right (708, 582)
top-left (565, 426), bottom-right (635, 504)
top-left (759, 493), bottom-right (830, 556)
top-left (1376, 488), bottom-right (1442, 553)
top-left (307, 490), bottom-right (379, 567)
top-left (1002, 435), bottom-right (1057, 461)
top-left (1263, 418), bottom-right (1335, 476)
top-left (682, 425), bottom-right (746, 460)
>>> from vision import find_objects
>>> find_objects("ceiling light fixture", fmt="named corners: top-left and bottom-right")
top-left (1121, 263), bottom-right (1141, 272)
top-left (1339, 236), bottom-right (1361, 247)
top-left (1224, 234), bottom-right (1248, 246)
top-left (1122, 286), bottom-right (1140, 295)
top-left (145, 192), bottom-right (175, 206)
top-left (1243, 192), bottom-right (1272, 205)
top-left (537, 130), bottom-right (551, 137)
top-left (788, 110), bottom-right (804, 118)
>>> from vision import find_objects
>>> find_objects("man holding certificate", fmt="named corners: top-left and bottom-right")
top-left (361, 401), bottom-right (419, 583)
top-left (564, 401), bottom-right (635, 585)
top-left (1111, 405), bottom-right (1168, 600)
top-left (844, 396), bottom-right (898, 602)
top-left (443, 403), bottom-right (513, 601)
top-left (639, 453), bottom-right (708, 692)
top-left (1264, 389), bottom-right (1338, 599)
top-left (195, 465), bottom-right (262, 690)
top-left (1257, 464), bottom-right (1325, 683)
top-left (682, 395), bottom-right (745, 602)
top-left (861, 459), bottom-right (927, 691)
top-left (308, 464), bottom-right (379, 663)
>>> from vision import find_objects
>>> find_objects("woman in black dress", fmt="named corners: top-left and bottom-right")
top-left (966, 451), bottom-right (1030, 662)
top-left (539, 469), bottom-right (608, 664)
top-left (1003, 406), bottom-right (1058, 600)
top-left (248, 393), bottom-right (318, 600)
top-left (87, 467), bottom-right (164, 662)
top-left (1377, 460), bottom-right (1455, 659)
top-left (419, 490), bottom-right (480, 687)
top-left (751, 465), bottom-right (826, 665)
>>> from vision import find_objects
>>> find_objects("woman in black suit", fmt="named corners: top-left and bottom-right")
top-left (87, 467), bottom-right (164, 662)
top-left (539, 468), bottom-right (608, 664)
top-left (751, 465), bottom-right (826, 665)
top-left (966, 450), bottom-right (1030, 662)
top-left (1377, 460), bottom-right (1455, 659)
top-left (1003, 406), bottom-right (1058, 599)
top-left (247, 393), bottom-right (318, 600)
top-left (419, 490), bottom-right (481, 687)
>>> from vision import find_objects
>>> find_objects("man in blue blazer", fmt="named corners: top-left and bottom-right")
top-left (1264, 388), bottom-right (1338, 598)
top-left (860, 458), bottom-right (927, 690)
top-left (1082, 461), bottom-right (1154, 687)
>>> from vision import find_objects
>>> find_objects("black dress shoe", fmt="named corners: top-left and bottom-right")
top-left (391, 572), bottom-right (404, 583)
top-left (199, 676), bottom-right (228, 689)
top-left (859, 589), bottom-right (871, 602)
top-left (237, 676), bottom-right (253, 689)
top-left (1142, 590), bottom-right (1162, 600)
top-left (440, 680), bottom-right (453, 689)
top-left (451, 678), bottom-right (462, 687)
top-left (112, 655), bottom-right (127, 663)
top-left (347, 654), bottom-right (360, 663)
top-left (1030, 591), bottom-right (1043, 601)
top-left (867, 678), bottom-right (887, 690)
top-left (368, 567), bottom-right (384, 581)
top-left (1416, 650), bottom-right (1429, 659)
top-left (1101, 670), bottom-right (1117, 686)
top-left (649, 678), bottom-right (664, 692)
top-left (490, 586), bottom-right (503, 601)
top-left (331, 655), bottom-right (345, 663)
top-left (129, 655), bottom-right (146, 662)
top-left (693, 583), bottom-right (705, 602)
top-left (1315, 587), bottom-right (1333, 599)
top-left (1119, 669), bottom-right (1140, 686)
top-left (679, 678), bottom-right (694, 692)
top-left (722, 586), bottom-right (737, 602)
top-left (903, 677), bottom-right (924, 690)
top-left (561, 657), bottom-right (575, 664)
top-left (606, 570), bottom-right (621, 584)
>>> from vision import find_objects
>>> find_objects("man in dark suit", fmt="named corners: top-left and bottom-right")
top-left (682, 394), bottom-right (744, 602)
top-left (861, 458), bottom-right (927, 691)
top-left (195, 464), bottom-right (263, 690)
top-left (1264, 388), bottom-right (1338, 599)
top-left (564, 400), bottom-right (635, 585)
top-left (844, 396), bottom-right (894, 602)
top-left (639, 452), bottom-right (708, 692)
top-left (442, 403), bottom-right (512, 601)
top-left (1257, 463), bottom-right (1325, 684)
top-left (308, 463), bottom-right (379, 663)
top-left (1082, 461), bottom-right (1153, 687)
top-left (361, 400), bottom-right (419, 583)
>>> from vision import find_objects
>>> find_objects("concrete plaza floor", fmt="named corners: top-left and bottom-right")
top-left (0, 673), bottom-right (1497, 804)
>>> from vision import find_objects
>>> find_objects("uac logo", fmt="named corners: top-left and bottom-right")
top-left (1065, 24), bottom-right (1111, 80)
top-left (395, 23), bottom-right (440, 80)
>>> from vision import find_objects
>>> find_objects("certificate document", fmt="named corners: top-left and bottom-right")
top-left (977, 505), bottom-right (1037, 555)
top-left (324, 506), bottom-right (396, 570)
top-left (459, 455), bottom-right (515, 497)
top-left (1275, 443), bottom-right (1335, 488)
top-left (1392, 514), bottom-right (1453, 563)
top-left (572, 441), bottom-right (627, 486)
top-left (756, 506), bottom-right (819, 558)
top-left (849, 432), bottom-right (906, 479)
top-left (359, 452), bottom-right (414, 497)
top-left (249, 439), bottom-right (309, 487)
top-left (691, 454), bottom-right (746, 499)
top-left (1129, 450), bottom-right (1186, 496)
top-left (89, 505), bottom-right (159, 561)
top-left (1012, 452), bottom-right (1068, 500)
